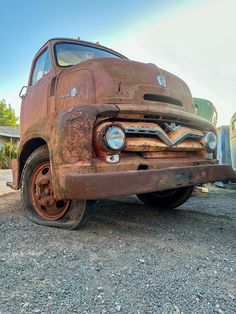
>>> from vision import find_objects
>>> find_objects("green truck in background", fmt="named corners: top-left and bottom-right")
top-left (230, 112), bottom-right (236, 171)
top-left (193, 98), bottom-right (218, 126)
top-left (193, 98), bottom-right (236, 184)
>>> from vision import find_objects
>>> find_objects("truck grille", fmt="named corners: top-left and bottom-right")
top-left (117, 121), bottom-right (203, 151)
top-left (123, 123), bottom-right (202, 146)
top-left (94, 120), bottom-right (205, 158)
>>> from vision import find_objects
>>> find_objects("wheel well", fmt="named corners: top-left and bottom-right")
top-left (19, 138), bottom-right (47, 185)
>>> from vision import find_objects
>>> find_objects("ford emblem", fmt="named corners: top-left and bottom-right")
top-left (157, 75), bottom-right (167, 88)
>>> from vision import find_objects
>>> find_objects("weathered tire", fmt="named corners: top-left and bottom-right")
top-left (21, 145), bottom-right (96, 229)
top-left (137, 186), bottom-right (194, 210)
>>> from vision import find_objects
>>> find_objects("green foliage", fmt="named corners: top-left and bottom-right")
top-left (0, 143), bottom-right (18, 169)
top-left (0, 99), bottom-right (19, 126)
top-left (0, 150), bottom-right (8, 169)
top-left (2, 143), bottom-right (18, 159)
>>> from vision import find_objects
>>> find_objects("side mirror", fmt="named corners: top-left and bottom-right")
top-left (19, 86), bottom-right (27, 99)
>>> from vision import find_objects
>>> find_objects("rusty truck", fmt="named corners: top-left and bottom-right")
top-left (8, 37), bottom-right (235, 229)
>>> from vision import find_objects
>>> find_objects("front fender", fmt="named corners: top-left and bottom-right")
top-left (14, 104), bottom-right (118, 198)
top-left (50, 104), bottom-right (119, 199)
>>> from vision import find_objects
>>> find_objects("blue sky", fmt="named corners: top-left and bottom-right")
top-left (0, 0), bottom-right (235, 125)
top-left (0, 0), bottom-right (182, 84)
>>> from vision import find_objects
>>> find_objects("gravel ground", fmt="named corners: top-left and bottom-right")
top-left (0, 180), bottom-right (235, 313)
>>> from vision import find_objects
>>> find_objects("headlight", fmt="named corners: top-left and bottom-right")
top-left (105, 126), bottom-right (126, 150)
top-left (204, 132), bottom-right (217, 152)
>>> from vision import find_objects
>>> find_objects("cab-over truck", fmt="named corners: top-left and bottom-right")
top-left (9, 37), bottom-right (235, 229)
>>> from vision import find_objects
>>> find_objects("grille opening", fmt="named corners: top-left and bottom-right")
top-left (138, 164), bottom-right (149, 170)
top-left (143, 94), bottom-right (183, 107)
top-left (126, 133), bottom-right (160, 139)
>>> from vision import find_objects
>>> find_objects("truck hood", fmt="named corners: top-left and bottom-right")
top-left (57, 58), bottom-right (195, 113)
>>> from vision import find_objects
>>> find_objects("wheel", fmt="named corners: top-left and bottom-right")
top-left (137, 186), bottom-right (194, 210)
top-left (21, 145), bottom-right (96, 229)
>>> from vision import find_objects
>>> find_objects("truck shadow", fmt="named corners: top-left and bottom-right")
top-left (92, 195), bottom-right (235, 234)
top-left (89, 195), bottom-right (235, 269)
top-left (0, 191), bottom-right (235, 237)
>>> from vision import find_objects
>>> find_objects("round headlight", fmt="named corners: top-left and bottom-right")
top-left (105, 126), bottom-right (126, 150)
top-left (204, 132), bottom-right (217, 152)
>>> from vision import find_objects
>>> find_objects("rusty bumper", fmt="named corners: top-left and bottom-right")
top-left (64, 165), bottom-right (236, 200)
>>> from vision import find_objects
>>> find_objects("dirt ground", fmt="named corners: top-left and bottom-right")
top-left (0, 170), bottom-right (235, 313)
top-left (0, 169), bottom-right (14, 196)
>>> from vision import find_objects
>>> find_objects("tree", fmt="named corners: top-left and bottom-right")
top-left (0, 99), bottom-right (19, 126)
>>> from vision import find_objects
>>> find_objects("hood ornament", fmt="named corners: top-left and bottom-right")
top-left (157, 75), bottom-right (167, 88)
top-left (164, 122), bottom-right (180, 133)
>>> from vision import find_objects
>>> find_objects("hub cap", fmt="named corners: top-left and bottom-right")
top-left (30, 162), bottom-right (70, 220)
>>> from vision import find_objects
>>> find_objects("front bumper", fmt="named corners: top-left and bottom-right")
top-left (64, 164), bottom-right (236, 200)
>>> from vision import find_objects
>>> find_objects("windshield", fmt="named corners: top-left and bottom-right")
top-left (55, 42), bottom-right (122, 67)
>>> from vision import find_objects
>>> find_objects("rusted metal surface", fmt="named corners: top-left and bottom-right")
top-left (94, 155), bottom-right (216, 173)
top-left (19, 37), bottom-right (198, 138)
top-left (16, 104), bottom-right (118, 199)
top-left (10, 159), bottom-right (20, 190)
top-left (64, 165), bottom-right (236, 200)
top-left (30, 162), bottom-right (70, 220)
top-left (116, 104), bottom-right (216, 133)
top-left (56, 69), bottom-right (96, 108)
top-left (142, 151), bottom-right (196, 158)
top-left (11, 37), bottom-right (234, 202)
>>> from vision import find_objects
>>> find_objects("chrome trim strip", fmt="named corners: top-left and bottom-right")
top-left (124, 126), bottom-right (203, 146)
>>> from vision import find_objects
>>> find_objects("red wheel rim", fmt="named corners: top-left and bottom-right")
top-left (30, 162), bottom-right (70, 220)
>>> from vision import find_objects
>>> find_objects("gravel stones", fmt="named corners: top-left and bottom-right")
top-left (0, 187), bottom-right (235, 313)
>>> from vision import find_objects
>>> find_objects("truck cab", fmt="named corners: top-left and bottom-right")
top-left (11, 37), bottom-right (235, 229)
top-left (193, 98), bottom-right (218, 126)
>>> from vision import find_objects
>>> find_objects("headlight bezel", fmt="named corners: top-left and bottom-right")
top-left (204, 131), bottom-right (217, 152)
top-left (104, 125), bottom-right (126, 151)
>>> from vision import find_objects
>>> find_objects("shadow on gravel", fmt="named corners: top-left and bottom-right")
top-left (92, 195), bottom-right (235, 233)
top-left (0, 190), bottom-right (235, 236)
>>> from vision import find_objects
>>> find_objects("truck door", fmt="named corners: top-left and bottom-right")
top-left (20, 48), bottom-right (51, 135)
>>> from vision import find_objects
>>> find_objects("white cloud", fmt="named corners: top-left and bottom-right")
top-left (109, 0), bottom-right (236, 126)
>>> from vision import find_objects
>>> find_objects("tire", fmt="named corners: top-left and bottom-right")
top-left (137, 186), bottom-right (194, 210)
top-left (21, 145), bottom-right (96, 229)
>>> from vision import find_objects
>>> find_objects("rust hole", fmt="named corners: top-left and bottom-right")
top-left (56, 200), bottom-right (66, 208)
top-left (138, 165), bottom-right (149, 170)
top-left (118, 81), bottom-right (121, 92)
top-left (42, 167), bottom-right (49, 175)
